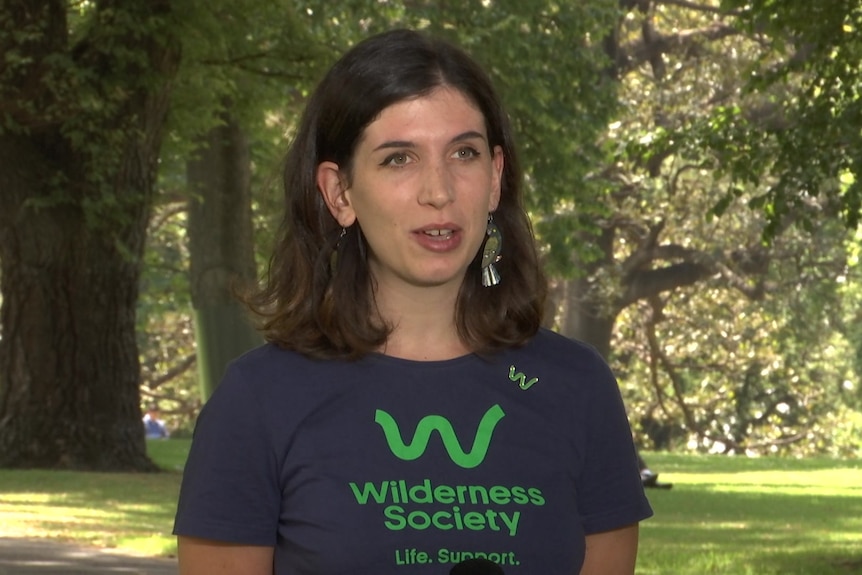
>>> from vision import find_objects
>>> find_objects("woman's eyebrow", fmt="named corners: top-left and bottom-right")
top-left (372, 131), bottom-right (487, 152)
top-left (450, 130), bottom-right (486, 144)
top-left (373, 140), bottom-right (414, 152)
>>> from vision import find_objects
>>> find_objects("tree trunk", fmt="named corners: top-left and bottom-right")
top-left (0, 135), bottom-right (156, 470)
top-left (0, 0), bottom-right (179, 470)
top-left (556, 277), bottom-right (617, 361)
top-left (187, 111), bottom-right (261, 400)
top-left (554, 225), bottom-right (619, 360)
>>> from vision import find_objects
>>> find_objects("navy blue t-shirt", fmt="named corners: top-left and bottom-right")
top-left (173, 328), bottom-right (653, 574)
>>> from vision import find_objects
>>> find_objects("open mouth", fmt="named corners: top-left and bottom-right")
top-left (423, 229), bottom-right (455, 238)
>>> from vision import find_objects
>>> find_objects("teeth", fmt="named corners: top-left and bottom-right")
top-left (425, 229), bottom-right (453, 237)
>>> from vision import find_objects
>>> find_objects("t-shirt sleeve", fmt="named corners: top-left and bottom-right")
top-left (576, 352), bottom-right (653, 534)
top-left (173, 360), bottom-right (281, 546)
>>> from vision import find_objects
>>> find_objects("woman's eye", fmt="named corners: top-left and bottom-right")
top-left (453, 147), bottom-right (480, 160)
top-left (382, 153), bottom-right (411, 166)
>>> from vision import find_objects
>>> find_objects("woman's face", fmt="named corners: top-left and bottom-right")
top-left (317, 86), bottom-right (503, 298)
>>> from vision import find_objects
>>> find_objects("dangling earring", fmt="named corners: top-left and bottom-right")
top-left (481, 214), bottom-right (502, 287)
top-left (329, 227), bottom-right (346, 275)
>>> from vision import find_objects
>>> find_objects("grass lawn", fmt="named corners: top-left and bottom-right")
top-left (0, 443), bottom-right (860, 574)
top-left (0, 439), bottom-right (187, 557)
top-left (638, 453), bottom-right (862, 575)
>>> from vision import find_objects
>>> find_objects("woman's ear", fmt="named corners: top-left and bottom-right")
top-left (316, 161), bottom-right (356, 227)
top-left (488, 145), bottom-right (504, 212)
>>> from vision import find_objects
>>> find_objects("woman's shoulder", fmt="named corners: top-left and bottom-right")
top-left (212, 343), bottom-right (347, 398)
top-left (521, 328), bottom-right (608, 365)
top-left (227, 342), bottom-right (335, 375)
top-left (495, 328), bottom-right (618, 387)
top-left (493, 329), bottom-right (620, 404)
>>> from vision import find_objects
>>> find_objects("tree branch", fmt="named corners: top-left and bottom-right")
top-left (620, 220), bottom-right (666, 279)
top-left (620, 240), bottom-right (770, 305)
top-left (622, 261), bottom-right (714, 305)
top-left (645, 297), bottom-right (702, 435)
top-left (142, 353), bottom-right (196, 390)
top-left (654, 0), bottom-right (743, 16)
top-left (618, 22), bottom-right (740, 75)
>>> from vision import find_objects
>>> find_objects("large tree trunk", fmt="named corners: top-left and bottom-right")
top-left (187, 111), bottom-right (261, 400)
top-left (555, 226), bottom-right (619, 360)
top-left (0, 0), bottom-right (179, 470)
top-left (0, 137), bottom-right (152, 469)
top-left (557, 277), bottom-right (617, 361)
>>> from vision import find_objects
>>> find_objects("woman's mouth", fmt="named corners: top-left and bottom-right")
top-left (423, 229), bottom-right (455, 238)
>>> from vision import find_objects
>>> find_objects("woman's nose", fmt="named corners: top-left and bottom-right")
top-left (418, 162), bottom-right (455, 208)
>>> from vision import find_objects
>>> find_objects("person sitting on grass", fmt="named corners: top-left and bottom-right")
top-left (143, 403), bottom-right (169, 439)
top-left (638, 452), bottom-right (671, 489)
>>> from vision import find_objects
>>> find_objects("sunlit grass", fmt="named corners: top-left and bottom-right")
top-left (0, 443), bottom-right (860, 572)
top-left (0, 439), bottom-right (186, 557)
top-left (638, 453), bottom-right (862, 575)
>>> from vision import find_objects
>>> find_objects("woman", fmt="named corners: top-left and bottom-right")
top-left (174, 28), bottom-right (652, 574)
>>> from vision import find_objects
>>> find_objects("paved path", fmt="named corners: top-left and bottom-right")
top-left (0, 538), bottom-right (176, 575)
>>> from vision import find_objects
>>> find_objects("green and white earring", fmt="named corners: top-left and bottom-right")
top-left (481, 214), bottom-right (502, 287)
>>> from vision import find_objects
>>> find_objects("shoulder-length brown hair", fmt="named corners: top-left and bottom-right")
top-left (246, 28), bottom-right (546, 359)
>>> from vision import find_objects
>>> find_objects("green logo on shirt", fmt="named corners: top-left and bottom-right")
top-left (374, 404), bottom-right (505, 468)
top-left (508, 365), bottom-right (539, 390)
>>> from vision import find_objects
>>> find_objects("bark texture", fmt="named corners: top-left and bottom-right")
top-left (0, 0), bottom-right (179, 470)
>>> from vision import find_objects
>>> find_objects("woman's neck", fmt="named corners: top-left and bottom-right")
top-left (373, 283), bottom-right (470, 361)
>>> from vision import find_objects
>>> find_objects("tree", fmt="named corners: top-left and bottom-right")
top-left (553, 0), bottom-right (768, 357)
top-left (173, 2), bottom-right (331, 400)
top-left (535, 0), bottom-right (861, 455)
top-left (710, 0), bottom-right (862, 233)
top-left (0, 0), bottom-right (180, 470)
top-left (186, 111), bottom-right (261, 399)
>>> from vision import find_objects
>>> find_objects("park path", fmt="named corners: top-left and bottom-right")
top-left (0, 538), bottom-right (176, 575)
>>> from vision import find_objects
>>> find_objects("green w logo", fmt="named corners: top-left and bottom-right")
top-left (509, 365), bottom-right (539, 390)
top-left (374, 405), bottom-right (505, 469)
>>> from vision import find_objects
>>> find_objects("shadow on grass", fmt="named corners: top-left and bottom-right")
top-left (0, 467), bottom-right (181, 553)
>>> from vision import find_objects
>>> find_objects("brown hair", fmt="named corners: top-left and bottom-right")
top-left (246, 29), bottom-right (546, 359)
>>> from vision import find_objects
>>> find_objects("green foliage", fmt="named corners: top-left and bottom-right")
top-left (164, 0), bottom-right (331, 153)
top-left (597, 0), bottom-right (862, 457)
top-left (615, 222), bottom-right (862, 457)
top-left (838, 228), bottom-right (862, 401)
top-left (1, 1), bottom-right (180, 232)
top-left (689, 0), bottom-right (862, 234)
top-left (137, 204), bottom-right (199, 435)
